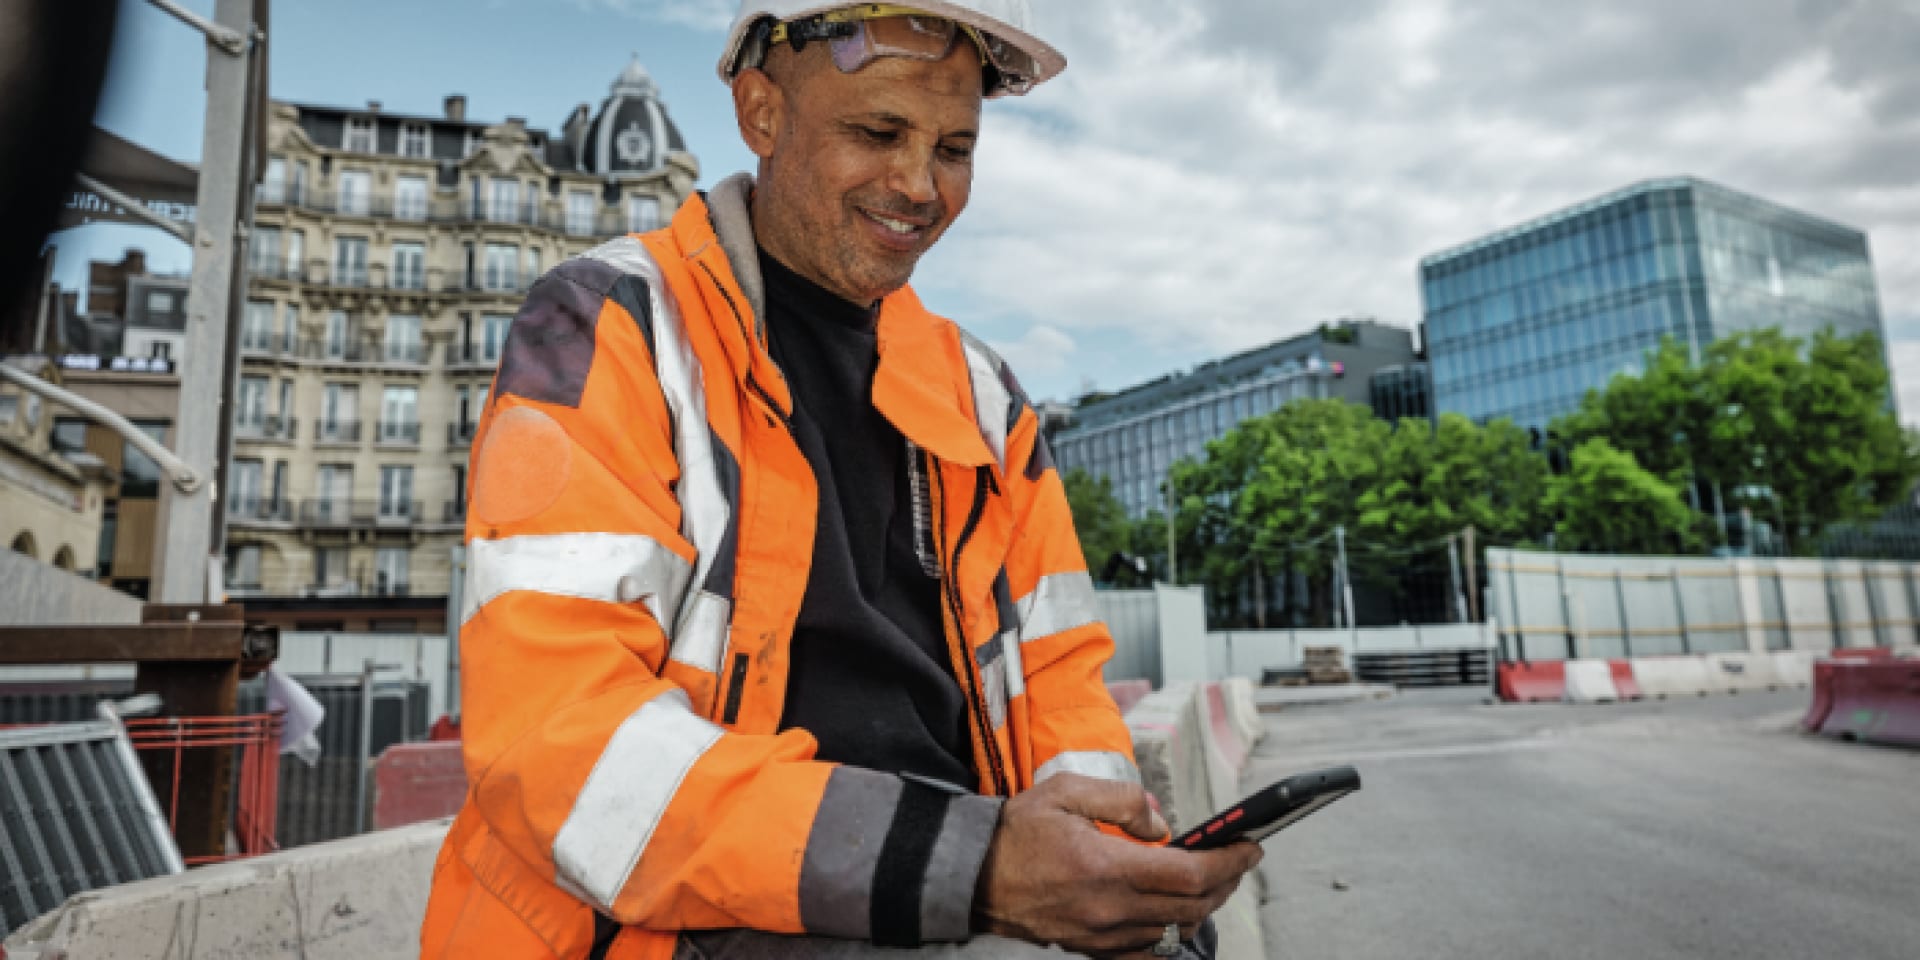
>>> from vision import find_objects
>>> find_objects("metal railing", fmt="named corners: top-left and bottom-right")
top-left (444, 500), bottom-right (467, 523)
top-left (376, 420), bottom-right (422, 445)
top-left (379, 341), bottom-right (427, 365)
top-left (298, 499), bottom-right (424, 527)
top-left (313, 419), bottom-right (362, 444)
top-left (257, 184), bottom-right (636, 237)
top-left (444, 343), bottom-right (501, 369)
top-left (226, 497), bottom-right (294, 523)
top-left (447, 421), bottom-right (478, 446)
top-left (232, 414), bottom-right (297, 441)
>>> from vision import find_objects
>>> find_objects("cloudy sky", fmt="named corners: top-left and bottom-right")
top-left (79, 0), bottom-right (1918, 422)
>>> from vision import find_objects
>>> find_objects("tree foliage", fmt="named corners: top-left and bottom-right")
top-left (1060, 467), bottom-right (1135, 576)
top-left (1543, 438), bottom-right (1699, 555)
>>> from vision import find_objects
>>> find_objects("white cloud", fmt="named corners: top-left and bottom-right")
top-left (1893, 341), bottom-right (1920, 430)
top-left (905, 0), bottom-right (1920, 405)
top-left (988, 323), bottom-right (1075, 378)
top-left (562, 0), bottom-right (735, 31)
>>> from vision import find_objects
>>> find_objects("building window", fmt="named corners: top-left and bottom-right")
top-left (482, 314), bottom-right (512, 362)
top-left (566, 191), bottom-right (596, 235)
top-left (524, 247), bottom-right (542, 282)
top-left (399, 123), bottom-right (430, 159)
top-left (395, 175), bottom-right (429, 220)
top-left (51, 417), bottom-right (86, 455)
top-left (323, 311), bottom-right (352, 359)
top-left (489, 178), bottom-right (520, 223)
top-left (344, 116), bottom-right (376, 153)
top-left (385, 314), bottom-right (422, 363)
top-left (378, 465), bottom-right (414, 521)
top-left (380, 385), bottom-right (419, 443)
top-left (313, 544), bottom-right (351, 591)
top-left (242, 301), bottom-right (275, 350)
top-left (483, 244), bottom-right (518, 291)
top-left (336, 169), bottom-right (371, 216)
top-left (391, 242), bottom-right (425, 290)
top-left (320, 383), bottom-right (358, 437)
top-left (250, 226), bottom-right (280, 274)
top-left (0, 395), bottom-right (14, 426)
top-left (375, 546), bottom-right (410, 596)
top-left (286, 229), bottom-right (305, 279)
top-left (627, 195), bottom-right (661, 233)
top-left (463, 130), bottom-right (482, 158)
top-left (333, 236), bottom-right (369, 287)
top-left (291, 160), bottom-right (310, 205)
top-left (236, 376), bottom-right (269, 430)
top-left (230, 458), bottom-right (263, 514)
top-left (261, 157), bottom-right (286, 203)
top-left (227, 544), bottom-right (262, 589)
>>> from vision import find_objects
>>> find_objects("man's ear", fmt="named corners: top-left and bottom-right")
top-left (733, 68), bottom-right (782, 161)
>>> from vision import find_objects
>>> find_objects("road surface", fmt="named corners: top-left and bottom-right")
top-left (1249, 686), bottom-right (1920, 959)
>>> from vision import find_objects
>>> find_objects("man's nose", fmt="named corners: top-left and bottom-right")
top-left (888, 146), bottom-right (940, 208)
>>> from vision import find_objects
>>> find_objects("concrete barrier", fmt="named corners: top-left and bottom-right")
top-left (1630, 656), bottom-right (1716, 698)
top-left (1770, 650), bottom-right (1818, 687)
top-left (1562, 660), bottom-right (1621, 703)
top-left (1106, 678), bottom-right (1153, 716)
top-left (1607, 660), bottom-right (1644, 700)
top-left (1809, 659), bottom-right (1920, 746)
top-left (1704, 652), bottom-right (1779, 692)
top-left (4, 819), bottom-right (449, 959)
top-left (1126, 682), bottom-right (1266, 960)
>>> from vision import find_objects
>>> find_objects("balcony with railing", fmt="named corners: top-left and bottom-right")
top-left (379, 340), bottom-right (427, 366)
top-left (226, 497), bottom-right (295, 525)
top-left (444, 342), bottom-right (501, 371)
top-left (248, 259), bottom-right (305, 283)
top-left (260, 183), bottom-right (638, 238)
top-left (447, 421), bottom-right (478, 447)
top-left (238, 331), bottom-right (296, 358)
top-left (298, 499), bottom-right (424, 528)
top-left (313, 419), bottom-right (362, 445)
top-left (443, 500), bottom-right (468, 524)
top-left (233, 414), bottom-right (297, 443)
top-left (376, 419), bottom-right (422, 447)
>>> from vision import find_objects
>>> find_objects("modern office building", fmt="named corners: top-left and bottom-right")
top-left (1369, 360), bottom-right (1431, 424)
top-left (1052, 320), bottom-right (1417, 517)
top-left (1421, 177), bottom-right (1887, 429)
top-left (224, 57), bottom-right (697, 629)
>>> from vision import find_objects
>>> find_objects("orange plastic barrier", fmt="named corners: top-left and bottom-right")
top-left (372, 741), bottom-right (468, 830)
top-left (1812, 659), bottom-right (1920, 747)
top-left (1607, 660), bottom-right (1644, 700)
top-left (1204, 682), bottom-right (1249, 771)
top-left (1496, 661), bottom-right (1566, 702)
top-left (1802, 660), bottom-right (1838, 732)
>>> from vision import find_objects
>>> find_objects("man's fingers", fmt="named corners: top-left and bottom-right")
top-left (1051, 775), bottom-right (1164, 840)
top-left (1120, 841), bottom-right (1263, 897)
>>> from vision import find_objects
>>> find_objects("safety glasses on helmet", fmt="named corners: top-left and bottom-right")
top-left (766, 4), bottom-right (1039, 96)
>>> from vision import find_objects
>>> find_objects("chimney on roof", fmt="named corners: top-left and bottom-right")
top-left (367, 100), bottom-right (382, 113)
top-left (445, 95), bottom-right (467, 122)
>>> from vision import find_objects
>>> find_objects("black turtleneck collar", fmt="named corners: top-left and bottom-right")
top-left (757, 246), bottom-right (879, 333)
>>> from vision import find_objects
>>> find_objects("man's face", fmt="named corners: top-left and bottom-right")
top-left (744, 35), bottom-right (984, 304)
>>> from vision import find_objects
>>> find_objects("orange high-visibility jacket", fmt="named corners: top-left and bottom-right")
top-left (420, 175), bottom-right (1140, 960)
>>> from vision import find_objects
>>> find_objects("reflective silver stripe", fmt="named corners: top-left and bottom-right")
top-left (669, 589), bottom-right (731, 672)
top-left (1002, 621), bottom-right (1027, 699)
top-left (582, 237), bottom-right (736, 666)
top-left (980, 638), bottom-right (1009, 730)
top-left (552, 687), bottom-right (723, 911)
top-left (959, 336), bottom-right (1010, 468)
top-left (463, 533), bottom-right (692, 629)
top-left (1016, 571), bottom-right (1099, 645)
top-left (1034, 750), bottom-right (1141, 786)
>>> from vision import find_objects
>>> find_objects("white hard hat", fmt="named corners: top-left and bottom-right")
top-left (717, 0), bottom-right (1066, 97)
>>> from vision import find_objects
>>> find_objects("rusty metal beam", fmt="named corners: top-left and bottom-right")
top-left (0, 623), bottom-right (278, 664)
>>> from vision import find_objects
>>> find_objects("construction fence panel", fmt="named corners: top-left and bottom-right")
top-left (1486, 548), bottom-right (1920, 661)
top-left (1096, 590), bottom-right (1162, 688)
top-left (237, 674), bottom-right (430, 850)
top-left (273, 633), bottom-right (453, 723)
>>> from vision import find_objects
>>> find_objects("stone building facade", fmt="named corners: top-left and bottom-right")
top-left (225, 58), bottom-right (696, 613)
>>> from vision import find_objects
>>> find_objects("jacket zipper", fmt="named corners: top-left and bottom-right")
top-left (940, 463), bottom-right (1010, 796)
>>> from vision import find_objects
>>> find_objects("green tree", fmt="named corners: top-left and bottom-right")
top-left (1555, 330), bottom-right (1920, 552)
top-left (1544, 438), bottom-right (1699, 554)
top-left (1060, 467), bottom-right (1135, 578)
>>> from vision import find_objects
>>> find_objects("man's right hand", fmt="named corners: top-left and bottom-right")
top-left (972, 773), bottom-right (1263, 958)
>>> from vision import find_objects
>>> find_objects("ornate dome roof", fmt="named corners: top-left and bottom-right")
top-left (580, 54), bottom-right (686, 178)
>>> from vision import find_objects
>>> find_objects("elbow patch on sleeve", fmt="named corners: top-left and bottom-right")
top-left (474, 406), bottom-right (573, 525)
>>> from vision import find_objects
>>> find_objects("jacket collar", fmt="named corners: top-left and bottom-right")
top-left (666, 175), bottom-right (992, 468)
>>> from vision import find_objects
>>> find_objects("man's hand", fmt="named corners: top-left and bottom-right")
top-left (973, 773), bottom-right (1263, 958)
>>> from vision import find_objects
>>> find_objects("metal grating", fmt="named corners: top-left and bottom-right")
top-left (0, 716), bottom-right (183, 934)
top-left (237, 674), bottom-right (431, 848)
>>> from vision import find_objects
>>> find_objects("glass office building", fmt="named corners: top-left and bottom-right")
top-left (1421, 177), bottom-right (1886, 429)
top-left (1053, 321), bottom-right (1416, 517)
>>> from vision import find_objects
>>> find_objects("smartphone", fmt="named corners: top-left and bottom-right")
top-left (1173, 765), bottom-right (1360, 851)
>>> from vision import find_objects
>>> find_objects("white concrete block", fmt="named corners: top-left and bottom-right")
top-left (1562, 659), bottom-right (1620, 703)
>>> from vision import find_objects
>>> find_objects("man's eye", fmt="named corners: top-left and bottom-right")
top-left (858, 126), bottom-right (899, 143)
top-left (938, 144), bottom-right (973, 163)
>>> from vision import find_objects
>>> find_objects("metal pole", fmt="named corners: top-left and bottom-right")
top-left (0, 364), bottom-right (201, 492)
top-left (1164, 474), bottom-right (1177, 586)
top-left (1557, 559), bottom-right (1577, 660)
top-left (1824, 560), bottom-right (1844, 651)
top-left (33, 247), bottom-right (55, 353)
top-left (154, 0), bottom-right (256, 603)
top-left (1504, 552), bottom-right (1525, 661)
top-left (1448, 533), bottom-right (1469, 624)
top-left (1335, 524), bottom-right (1357, 640)
top-left (1463, 525), bottom-right (1480, 623)
top-left (1670, 566), bottom-right (1692, 655)
top-left (73, 173), bottom-right (194, 244)
top-left (445, 544), bottom-right (465, 718)
top-left (146, 0), bottom-right (248, 53)
top-left (354, 663), bottom-right (373, 835)
top-left (1613, 570), bottom-right (1634, 659)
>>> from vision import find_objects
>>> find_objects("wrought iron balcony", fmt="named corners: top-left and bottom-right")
top-left (313, 419), bottom-right (363, 444)
top-left (376, 420), bottom-right (422, 446)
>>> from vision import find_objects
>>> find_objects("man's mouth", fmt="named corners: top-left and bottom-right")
top-left (858, 207), bottom-right (933, 248)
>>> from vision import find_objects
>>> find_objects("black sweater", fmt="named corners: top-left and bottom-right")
top-left (760, 248), bottom-right (976, 789)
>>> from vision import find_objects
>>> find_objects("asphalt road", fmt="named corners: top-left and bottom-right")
top-left (1248, 686), bottom-right (1920, 960)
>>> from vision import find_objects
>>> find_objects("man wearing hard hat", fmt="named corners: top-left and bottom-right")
top-left (421, 3), bottom-right (1260, 957)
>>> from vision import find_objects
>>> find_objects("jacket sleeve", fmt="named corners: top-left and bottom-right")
top-left (989, 359), bottom-right (1142, 789)
top-left (460, 254), bottom-right (1000, 946)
